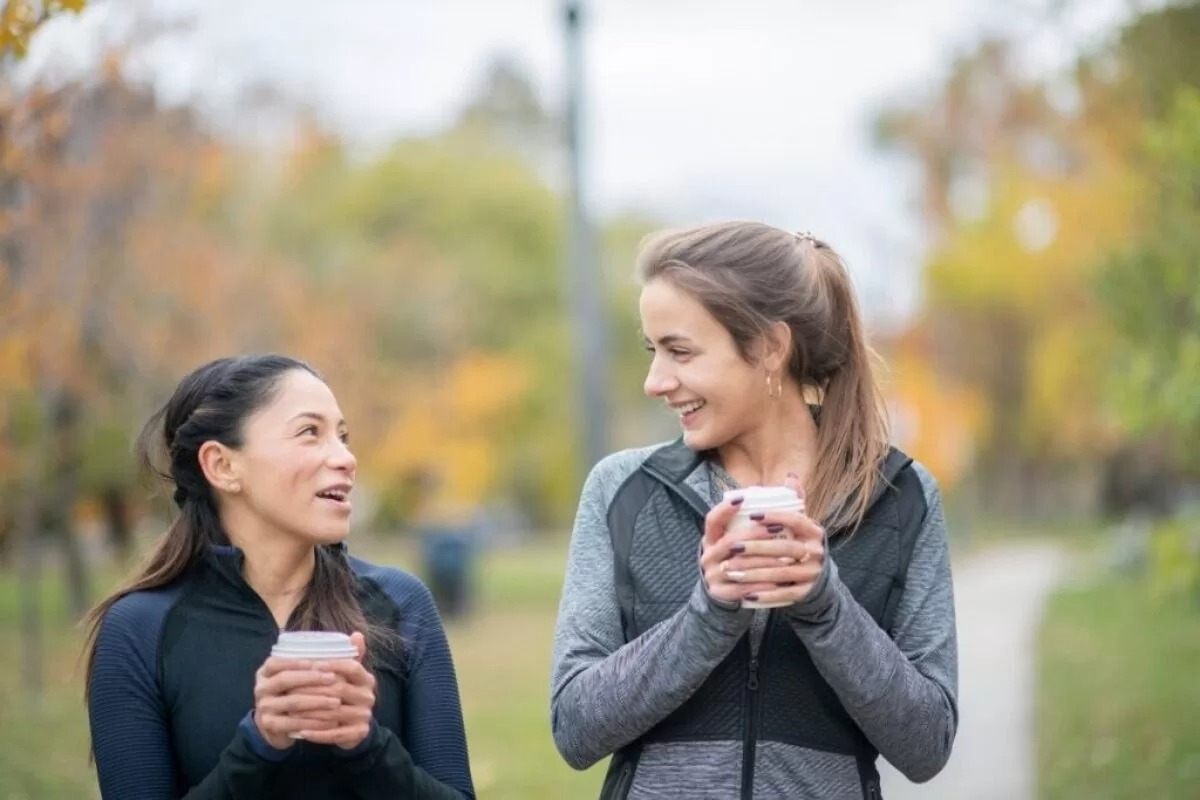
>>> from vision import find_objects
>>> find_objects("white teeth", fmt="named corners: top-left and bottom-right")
top-left (676, 401), bottom-right (705, 416)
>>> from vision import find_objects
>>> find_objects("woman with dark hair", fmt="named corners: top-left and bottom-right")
top-left (84, 355), bottom-right (475, 799)
top-left (551, 223), bottom-right (958, 799)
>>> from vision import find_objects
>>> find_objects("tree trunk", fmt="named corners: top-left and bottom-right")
top-left (102, 487), bottom-right (134, 562)
top-left (46, 391), bottom-right (90, 620)
top-left (17, 467), bottom-right (43, 704)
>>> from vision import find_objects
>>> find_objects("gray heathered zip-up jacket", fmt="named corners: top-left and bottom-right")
top-left (550, 443), bottom-right (958, 799)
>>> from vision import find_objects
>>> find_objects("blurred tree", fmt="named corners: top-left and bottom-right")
top-left (875, 36), bottom-right (1137, 516)
top-left (0, 0), bottom-right (85, 60)
top-left (0, 61), bottom-right (297, 597)
top-left (253, 63), bottom-right (659, 530)
top-left (1097, 88), bottom-right (1200, 476)
top-left (872, 3), bottom-right (1200, 518)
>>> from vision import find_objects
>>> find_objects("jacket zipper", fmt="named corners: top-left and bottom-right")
top-left (741, 614), bottom-right (773, 800)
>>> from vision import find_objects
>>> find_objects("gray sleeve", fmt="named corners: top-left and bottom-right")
top-left (549, 451), bottom-right (753, 770)
top-left (783, 464), bottom-right (958, 783)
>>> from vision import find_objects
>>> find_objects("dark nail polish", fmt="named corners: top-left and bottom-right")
top-left (730, 543), bottom-right (746, 554)
top-left (765, 523), bottom-right (785, 533)
top-left (745, 594), bottom-right (759, 602)
top-left (779, 582), bottom-right (798, 588)
top-left (730, 496), bottom-right (745, 506)
top-left (749, 512), bottom-right (765, 521)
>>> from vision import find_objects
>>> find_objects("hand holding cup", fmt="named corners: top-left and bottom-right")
top-left (720, 475), bottom-right (825, 608)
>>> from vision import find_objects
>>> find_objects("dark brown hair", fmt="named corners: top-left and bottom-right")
top-left (83, 355), bottom-right (395, 704)
top-left (636, 221), bottom-right (890, 531)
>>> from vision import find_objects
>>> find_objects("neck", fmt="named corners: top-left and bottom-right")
top-left (717, 385), bottom-right (818, 489)
top-left (221, 503), bottom-right (316, 628)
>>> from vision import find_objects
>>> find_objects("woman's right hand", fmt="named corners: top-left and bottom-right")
top-left (700, 496), bottom-right (785, 605)
top-left (252, 657), bottom-right (343, 750)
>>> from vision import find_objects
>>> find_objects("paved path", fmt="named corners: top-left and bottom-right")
top-left (879, 542), bottom-right (1069, 800)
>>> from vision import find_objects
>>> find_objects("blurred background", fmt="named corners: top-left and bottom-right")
top-left (0, 0), bottom-right (1197, 798)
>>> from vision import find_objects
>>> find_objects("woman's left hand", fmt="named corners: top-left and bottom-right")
top-left (294, 632), bottom-right (377, 750)
top-left (720, 479), bottom-right (828, 607)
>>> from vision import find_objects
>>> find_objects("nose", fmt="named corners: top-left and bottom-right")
top-left (643, 354), bottom-right (679, 398)
top-left (329, 438), bottom-right (357, 475)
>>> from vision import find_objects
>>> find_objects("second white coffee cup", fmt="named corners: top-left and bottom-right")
top-left (723, 486), bottom-right (805, 610)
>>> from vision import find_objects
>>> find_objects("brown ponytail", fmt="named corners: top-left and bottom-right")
top-left (803, 244), bottom-right (890, 531)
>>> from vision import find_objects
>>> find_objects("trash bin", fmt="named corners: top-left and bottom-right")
top-left (419, 524), bottom-right (475, 620)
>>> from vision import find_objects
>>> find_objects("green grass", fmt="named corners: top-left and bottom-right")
top-left (0, 538), bottom-right (603, 800)
top-left (1037, 573), bottom-right (1200, 799)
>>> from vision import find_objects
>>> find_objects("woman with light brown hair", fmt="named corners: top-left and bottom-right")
top-left (550, 222), bottom-right (957, 799)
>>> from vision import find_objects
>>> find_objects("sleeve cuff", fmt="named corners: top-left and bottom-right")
top-left (785, 557), bottom-right (840, 623)
top-left (240, 712), bottom-right (295, 763)
top-left (330, 717), bottom-right (382, 760)
top-left (691, 577), bottom-right (753, 633)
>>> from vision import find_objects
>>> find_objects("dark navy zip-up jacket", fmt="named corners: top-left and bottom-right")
top-left (88, 545), bottom-right (475, 799)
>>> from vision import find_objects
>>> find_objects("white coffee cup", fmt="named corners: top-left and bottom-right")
top-left (271, 631), bottom-right (359, 660)
top-left (271, 632), bottom-right (358, 739)
top-left (723, 486), bottom-right (805, 609)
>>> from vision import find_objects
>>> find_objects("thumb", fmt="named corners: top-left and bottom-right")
top-left (350, 631), bottom-right (367, 662)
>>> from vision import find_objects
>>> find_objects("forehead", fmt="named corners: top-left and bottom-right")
top-left (638, 278), bottom-right (723, 337)
top-left (251, 369), bottom-right (342, 422)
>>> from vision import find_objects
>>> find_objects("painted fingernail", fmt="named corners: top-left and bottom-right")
top-left (749, 512), bottom-right (765, 521)
top-left (744, 594), bottom-right (759, 602)
top-left (779, 582), bottom-right (798, 588)
top-left (765, 523), bottom-right (785, 533)
top-left (730, 495), bottom-right (745, 506)
top-left (730, 543), bottom-right (746, 554)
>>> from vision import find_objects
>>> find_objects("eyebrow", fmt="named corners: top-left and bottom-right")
top-left (289, 412), bottom-right (347, 429)
top-left (642, 333), bottom-right (692, 347)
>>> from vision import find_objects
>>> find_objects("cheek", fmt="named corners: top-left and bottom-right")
top-left (245, 447), bottom-right (317, 501)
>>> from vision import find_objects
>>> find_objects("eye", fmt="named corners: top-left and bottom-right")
top-left (670, 348), bottom-right (692, 360)
top-left (299, 425), bottom-right (319, 437)
top-left (339, 432), bottom-right (351, 445)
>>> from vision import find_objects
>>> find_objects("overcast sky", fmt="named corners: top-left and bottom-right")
top-left (24, 0), bottom-right (1134, 325)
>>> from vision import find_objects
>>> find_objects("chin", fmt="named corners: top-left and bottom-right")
top-left (681, 428), bottom-right (718, 452)
top-left (303, 528), bottom-right (351, 547)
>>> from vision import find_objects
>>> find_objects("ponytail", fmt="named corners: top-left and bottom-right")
top-left (805, 244), bottom-right (890, 531)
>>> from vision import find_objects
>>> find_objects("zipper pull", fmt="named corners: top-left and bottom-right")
top-left (747, 657), bottom-right (759, 691)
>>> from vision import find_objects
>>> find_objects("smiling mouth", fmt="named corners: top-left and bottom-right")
top-left (671, 400), bottom-right (705, 419)
top-left (316, 486), bottom-right (352, 509)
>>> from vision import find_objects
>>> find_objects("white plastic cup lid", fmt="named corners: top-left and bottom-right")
top-left (724, 486), bottom-right (804, 513)
top-left (271, 631), bottom-right (358, 659)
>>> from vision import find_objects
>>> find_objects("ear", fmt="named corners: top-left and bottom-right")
top-left (760, 320), bottom-right (793, 374)
top-left (198, 440), bottom-right (242, 496)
